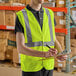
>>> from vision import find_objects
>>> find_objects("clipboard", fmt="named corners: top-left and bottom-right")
top-left (39, 45), bottom-right (70, 60)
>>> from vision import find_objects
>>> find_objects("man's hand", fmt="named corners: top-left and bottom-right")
top-left (56, 55), bottom-right (68, 61)
top-left (45, 48), bottom-right (58, 58)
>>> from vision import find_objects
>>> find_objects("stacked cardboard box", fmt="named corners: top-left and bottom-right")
top-left (70, 0), bottom-right (74, 6)
top-left (71, 47), bottom-right (76, 57)
top-left (13, 0), bottom-right (20, 3)
top-left (0, 39), bottom-right (8, 60)
top-left (0, 31), bottom-right (9, 39)
top-left (5, 11), bottom-right (16, 26)
top-left (0, 31), bottom-right (9, 60)
top-left (25, 0), bottom-right (56, 6)
top-left (70, 28), bottom-right (76, 39)
top-left (6, 45), bottom-right (20, 64)
top-left (71, 8), bottom-right (76, 24)
top-left (0, 30), bottom-right (19, 64)
top-left (70, 39), bottom-right (76, 58)
top-left (0, 10), bottom-right (16, 26)
top-left (13, 48), bottom-right (20, 64)
top-left (20, 0), bottom-right (26, 4)
top-left (0, 10), bottom-right (5, 25)
top-left (56, 0), bottom-right (65, 7)
top-left (56, 0), bottom-right (74, 7)
top-left (6, 31), bottom-right (19, 63)
top-left (8, 31), bottom-right (16, 41)
top-left (54, 12), bottom-right (65, 28)
top-left (55, 58), bottom-right (66, 68)
top-left (42, 0), bottom-right (56, 7)
top-left (6, 46), bottom-right (14, 60)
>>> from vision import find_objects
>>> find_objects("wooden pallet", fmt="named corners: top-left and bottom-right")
top-left (54, 67), bottom-right (63, 72)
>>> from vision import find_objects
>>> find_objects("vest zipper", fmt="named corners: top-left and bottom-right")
top-left (42, 38), bottom-right (44, 68)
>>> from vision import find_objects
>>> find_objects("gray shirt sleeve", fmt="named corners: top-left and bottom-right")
top-left (15, 16), bottom-right (24, 34)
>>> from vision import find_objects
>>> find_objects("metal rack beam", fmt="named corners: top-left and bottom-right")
top-left (0, 6), bottom-right (67, 13)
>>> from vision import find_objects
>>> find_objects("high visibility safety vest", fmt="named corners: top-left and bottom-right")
top-left (16, 7), bottom-right (55, 72)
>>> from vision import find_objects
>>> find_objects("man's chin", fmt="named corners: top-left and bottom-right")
top-left (39, 2), bottom-right (43, 4)
top-left (39, 0), bottom-right (44, 4)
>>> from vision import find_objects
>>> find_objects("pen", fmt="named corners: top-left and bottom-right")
top-left (46, 44), bottom-right (51, 48)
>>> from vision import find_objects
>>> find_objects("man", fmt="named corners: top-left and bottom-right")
top-left (15, 0), bottom-right (67, 76)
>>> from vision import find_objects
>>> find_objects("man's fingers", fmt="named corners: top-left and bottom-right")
top-left (57, 55), bottom-right (68, 61)
top-left (49, 49), bottom-right (58, 54)
top-left (50, 48), bottom-right (57, 52)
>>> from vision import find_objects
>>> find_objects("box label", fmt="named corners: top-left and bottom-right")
top-left (57, 12), bottom-right (64, 16)
top-left (72, 10), bottom-right (76, 23)
top-left (58, 63), bottom-right (63, 67)
top-left (60, 19), bottom-right (65, 25)
top-left (59, 1), bottom-right (64, 4)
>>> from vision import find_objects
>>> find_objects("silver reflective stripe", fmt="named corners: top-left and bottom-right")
top-left (25, 41), bottom-right (54, 47)
top-left (45, 8), bottom-right (54, 43)
top-left (22, 9), bottom-right (32, 42)
top-left (44, 41), bottom-right (54, 46)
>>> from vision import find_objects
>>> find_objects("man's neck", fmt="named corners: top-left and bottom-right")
top-left (29, 3), bottom-right (42, 11)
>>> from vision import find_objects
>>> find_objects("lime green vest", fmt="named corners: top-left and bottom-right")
top-left (16, 7), bottom-right (55, 72)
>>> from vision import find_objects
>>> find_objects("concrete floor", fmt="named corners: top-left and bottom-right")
top-left (0, 66), bottom-right (76, 76)
top-left (0, 63), bottom-right (76, 76)
top-left (54, 71), bottom-right (76, 76)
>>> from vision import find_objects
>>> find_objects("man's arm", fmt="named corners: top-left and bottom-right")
top-left (55, 36), bottom-right (68, 61)
top-left (16, 32), bottom-right (46, 57)
top-left (16, 32), bottom-right (57, 58)
top-left (55, 36), bottom-right (63, 53)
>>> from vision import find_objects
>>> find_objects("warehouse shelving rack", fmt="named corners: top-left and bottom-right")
top-left (0, 6), bottom-right (67, 13)
top-left (0, 6), bottom-right (68, 34)
top-left (66, 0), bottom-right (76, 73)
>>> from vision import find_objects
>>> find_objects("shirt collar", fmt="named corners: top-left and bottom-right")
top-left (26, 4), bottom-right (44, 13)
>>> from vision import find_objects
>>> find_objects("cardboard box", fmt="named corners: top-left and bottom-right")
top-left (20, 0), bottom-right (26, 4)
top-left (54, 12), bottom-right (64, 16)
top-left (54, 12), bottom-right (65, 26)
top-left (13, 0), bottom-right (20, 3)
top-left (70, 0), bottom-right (74, 6)
top-left (26, 0), bottom-right (31, 5)
top-left (55, 16), bottom-right (65, 25)
top-left (70, 32), bottom-right (76, 39)
top-left (0, 52), bottom-right (5, 60)
top-left (71, 8), bottom-right (76, 24)
top-left (42, 2), bottom-right (55, 7)
top-left (6, 46), bottom-right (15, 60)
top-left (0, 2), bottom-right (12, 6)
top-left (71, 47), bottom-right (76, 57)
top-left (5, 10), bottom-right (16, 26)
top-left (71, 28), bottom-right (76, 33)
top-left (0, 31), bottom-right (9, 39)
top-left (8, 31), bottom-right (16, 41)
top-left (7, 46), bottom-right (15, 50)
top-left (55, 25), bottom-right (65, 28)
top-left (56, 0), bottom-right (65, 7)
top-left (71, 39), bottom-right (76, 47)
top-left (0, 45), bottom-right (7, 52)
top-left (13, 48), bottom-right (19, 63)
top-left (55, 58), bottom-right (66, 68)
top-left (6, 49), bottom-right (13, 60)
top-left (0, 39), bottom-right (8, 46)
top-left (0, 10), bottom-right (5, 25)
top-left (44, 0), bottom-right (48, 2)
